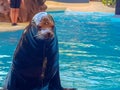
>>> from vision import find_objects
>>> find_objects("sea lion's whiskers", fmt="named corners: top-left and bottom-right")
top-left (34, 34), bottom-right (44, 39)
top-left (34, 31), bottom-right (42, 37)
top-left (34, 34), bottom-right (40, 37)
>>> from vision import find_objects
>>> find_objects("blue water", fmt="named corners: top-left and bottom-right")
top-left (0, 11), bottom-right (120, 90)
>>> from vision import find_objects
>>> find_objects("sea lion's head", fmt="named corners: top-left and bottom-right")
top-left (32, 12), bottom-right (54, 40)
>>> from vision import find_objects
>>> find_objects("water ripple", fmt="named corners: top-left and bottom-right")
top-left (0, 55), bottom-right (11, 58)
top-left (59, 42), bottom-right (95, 48)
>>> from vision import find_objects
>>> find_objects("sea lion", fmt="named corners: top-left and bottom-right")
top-left (3, 12), bottom-right (76, 90)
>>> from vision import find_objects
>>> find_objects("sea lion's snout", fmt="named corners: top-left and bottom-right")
top-left (45, 31), bottom-right (54, 39)
top-left (36, 28), bottom-right (54, 40)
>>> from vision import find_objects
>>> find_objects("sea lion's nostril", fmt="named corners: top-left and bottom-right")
top-left (47, 32), bottom-right (51, 37)
top-left (45, 32), bottom-right (53, 39)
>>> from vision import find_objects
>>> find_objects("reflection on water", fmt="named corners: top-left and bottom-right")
top-left (0, 11), bottom-right (120, 90)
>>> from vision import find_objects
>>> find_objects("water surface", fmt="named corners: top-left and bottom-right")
top-left (0, 11), bottom-right (120, 90)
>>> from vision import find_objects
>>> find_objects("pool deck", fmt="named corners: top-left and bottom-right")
top-left (0, 1), bottom-right (115, 32)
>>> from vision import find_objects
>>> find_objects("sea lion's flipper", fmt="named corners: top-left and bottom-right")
top-left (3, 69), bottom-right (26, 90)
top-left (48, 70), bottom-right (63, 90)
top-left (48, 71), bottom-right (77, 90)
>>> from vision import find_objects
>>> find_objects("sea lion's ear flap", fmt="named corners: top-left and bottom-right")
top-left (48, 14), bottom-right (55, 28)
top-left (48, 14), bottom-right (55, 24)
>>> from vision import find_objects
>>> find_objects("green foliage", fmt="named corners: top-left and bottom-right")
top-left (102, 0), bottom-right (116, 6)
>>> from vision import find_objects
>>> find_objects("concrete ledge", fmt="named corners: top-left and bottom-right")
top-left (55, 0), bottom-right (89, 3)
top-left (0, 22), bottom-right (27, 32)
top-left (47, 7), bottom-right (66, 12)
top-left (0, 1), bottom-right (115, 32)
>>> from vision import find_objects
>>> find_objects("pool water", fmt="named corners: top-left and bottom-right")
top-left (0, 11), bottom-right (120, 90)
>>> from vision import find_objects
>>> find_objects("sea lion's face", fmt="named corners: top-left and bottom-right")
top-left (36, 16), bottom-right (54, 40)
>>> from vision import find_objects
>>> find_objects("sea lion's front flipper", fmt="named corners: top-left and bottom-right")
top-left (48, 69), bottom-right (77, 90)
top-left (48, 70), bottom-right (63, 90)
